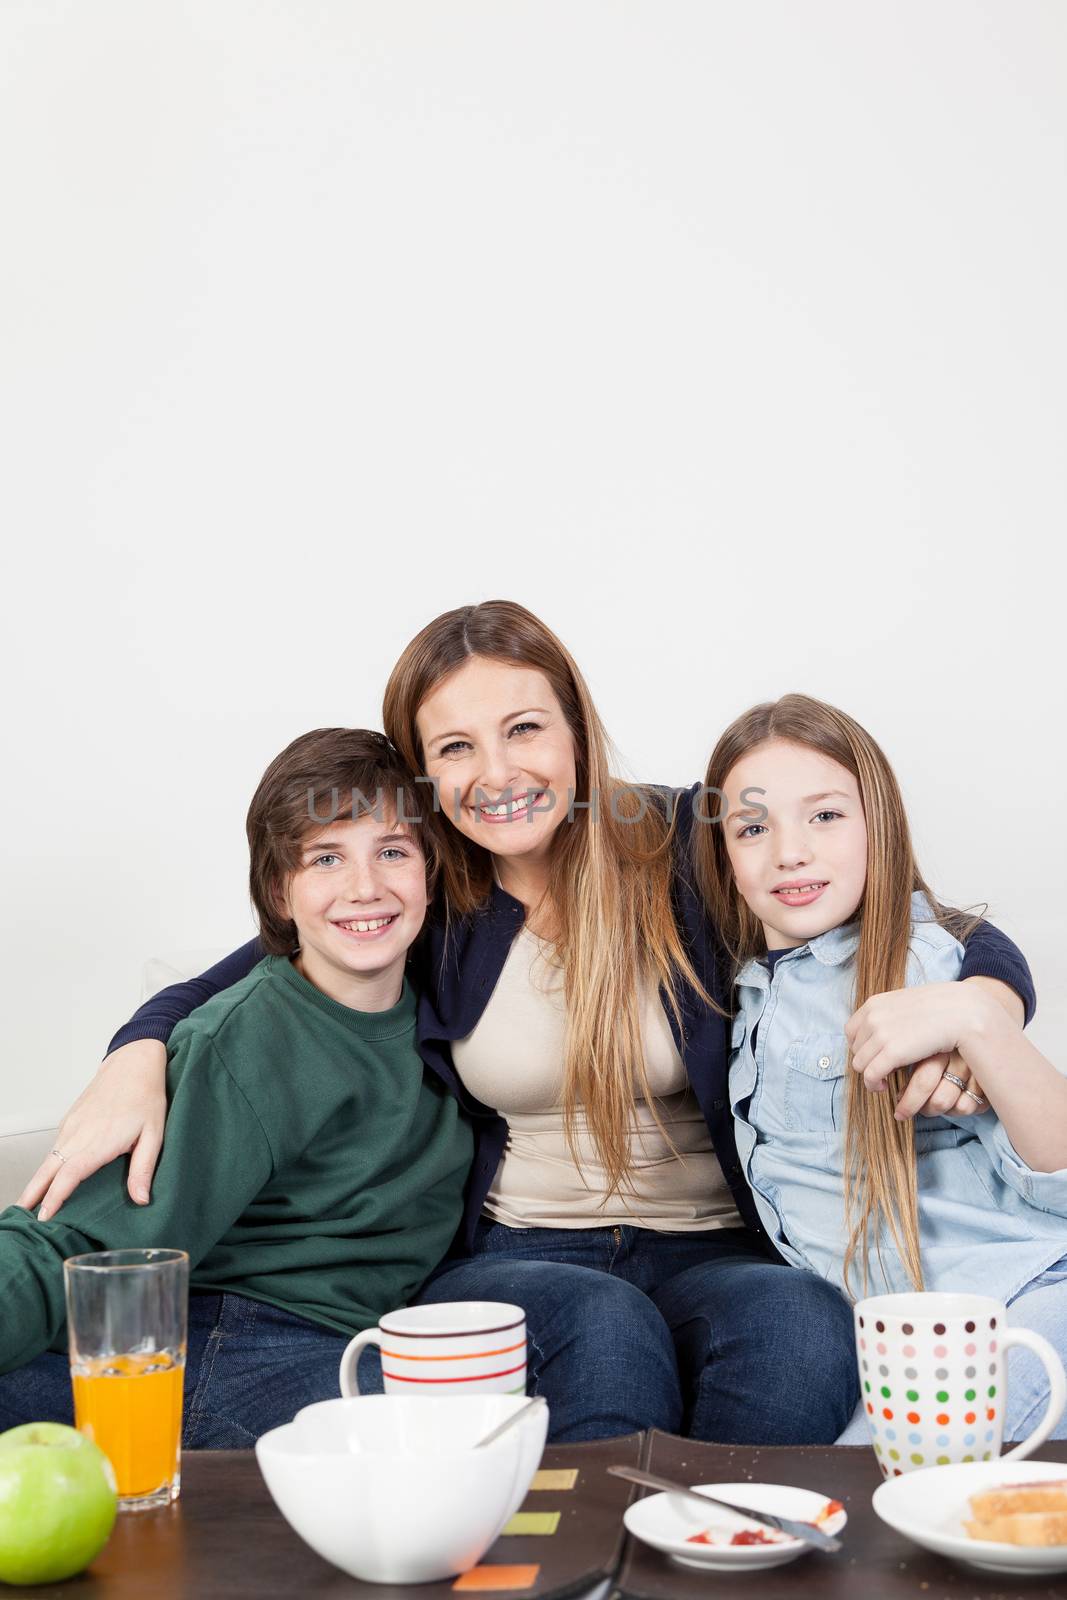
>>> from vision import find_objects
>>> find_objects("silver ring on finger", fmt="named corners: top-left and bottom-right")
top-left (940, 1071), bottom-right (967, 1092)
top-left (958, 1087), bottom-right (987, 1108)
top-left (49, 1147), bottom-right (67, 1164)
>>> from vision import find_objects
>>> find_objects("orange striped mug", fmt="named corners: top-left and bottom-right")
top-left (339, 1302), bottom-right (527, 1398)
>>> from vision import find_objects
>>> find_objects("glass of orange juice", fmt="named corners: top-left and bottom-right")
top-left (63, 1248), bottom-right (188, 1512)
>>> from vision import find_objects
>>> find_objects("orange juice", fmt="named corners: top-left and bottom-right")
top-left (72, 1350), bottom-right (184, 1499)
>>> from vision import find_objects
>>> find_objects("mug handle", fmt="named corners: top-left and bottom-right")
top-left (1000, 1326), bottom-right (1067, 1462)
top-left (339, 1328), bottom-right (382, 1397)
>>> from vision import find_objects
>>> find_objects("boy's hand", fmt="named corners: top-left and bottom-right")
top-left (18, 1039), bottom-right (168, 1221)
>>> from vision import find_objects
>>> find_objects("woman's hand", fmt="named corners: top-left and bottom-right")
top-left (845, 980), bottom-right (1008, 1120)
top-left (18, 1040), bottom-right (168, 1221)
top-left (886, 1050), bottom-right (987, 1120)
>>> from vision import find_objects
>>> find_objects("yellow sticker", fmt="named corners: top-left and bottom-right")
top-left (530, 1468), bottom-right (578, 1491)
top-left (452, 1564), bottom-right (540, 1591)
top-left (502, 1511), bottom-right (560, 1536)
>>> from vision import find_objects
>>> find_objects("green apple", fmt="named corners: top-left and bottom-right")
top-left (0, 1422), bottom-right (117, 1586)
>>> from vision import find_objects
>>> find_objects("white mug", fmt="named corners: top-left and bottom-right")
top-left (340, 1302), bottom-right (527, 1398)
top-left (855, 1291), bottom-right (1066, 1477)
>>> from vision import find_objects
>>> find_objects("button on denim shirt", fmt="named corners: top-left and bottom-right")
top-left (729, 893), bottom-right (1067, 1304)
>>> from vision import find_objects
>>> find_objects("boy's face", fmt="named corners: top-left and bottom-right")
top-left (282, 812), bottom-right (429, 991)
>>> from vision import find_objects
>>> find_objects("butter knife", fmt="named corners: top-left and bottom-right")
top-left (607, 1465), bottom-right (843, 1553)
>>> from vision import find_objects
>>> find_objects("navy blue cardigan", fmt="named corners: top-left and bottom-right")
top-left (109, 785), bottom-right (1035, 1258)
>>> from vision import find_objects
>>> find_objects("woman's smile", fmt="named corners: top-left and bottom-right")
top-left (417, 657), bottom-right (577, 864)
top-left (474, 787), bottom-right (548, 823)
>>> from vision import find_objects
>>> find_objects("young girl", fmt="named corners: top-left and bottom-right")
top-left (691, 693), bottom-right (1067, 1443)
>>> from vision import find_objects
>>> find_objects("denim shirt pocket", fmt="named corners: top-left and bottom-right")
top-left (784, 1031), bottom-right (848, 1132)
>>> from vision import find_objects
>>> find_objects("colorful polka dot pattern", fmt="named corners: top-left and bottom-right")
top-left (856, 1310), bottom-right (1000, 1478)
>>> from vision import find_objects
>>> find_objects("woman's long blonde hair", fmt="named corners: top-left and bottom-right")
top-left (382, 599), bottom-right (708, 1196)
top-left (690, 694), bottom-right (980, 1295)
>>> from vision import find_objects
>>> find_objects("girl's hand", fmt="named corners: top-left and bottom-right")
top-left (845, 981), bottom-right (1000, 1119)
top-left (18, 1039), bottom-right (168, 1221)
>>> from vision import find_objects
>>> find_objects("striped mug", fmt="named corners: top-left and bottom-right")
top-left (339, 1302), bottom-right (527, 1398)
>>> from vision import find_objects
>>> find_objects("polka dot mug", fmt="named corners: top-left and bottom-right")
top-left (854, 1292), bottom-right (1066, 1478)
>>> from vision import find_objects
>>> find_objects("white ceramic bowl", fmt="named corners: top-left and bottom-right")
top-left (255, 1394), bottom-right (549, 1584)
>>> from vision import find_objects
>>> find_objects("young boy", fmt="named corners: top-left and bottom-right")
top-left (0, 729), bottom-right (473, 1445)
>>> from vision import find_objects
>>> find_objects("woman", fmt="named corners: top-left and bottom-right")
top-left (24, 603), bottom-right (1034, 1443)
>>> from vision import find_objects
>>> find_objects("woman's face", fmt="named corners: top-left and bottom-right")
top-left (416, 656), bottom-right (578, 864)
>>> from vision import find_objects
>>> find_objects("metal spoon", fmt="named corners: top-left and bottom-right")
top-left (475, 1396), bottom-right (545, 1449)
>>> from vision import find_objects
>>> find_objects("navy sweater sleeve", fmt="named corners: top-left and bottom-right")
top-left (957, 919), bottom-right (1035, 1024)
top-left (102, 905), bottom-right (1033, 1058)
top-left (106, 939), bottom-right (265, 1056)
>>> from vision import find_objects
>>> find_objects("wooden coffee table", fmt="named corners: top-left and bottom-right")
top-left (7, 1436), bottom-right (1066, 1598)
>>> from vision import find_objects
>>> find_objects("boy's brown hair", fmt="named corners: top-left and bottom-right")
top-left (246, 728), bottom-right (435, 955)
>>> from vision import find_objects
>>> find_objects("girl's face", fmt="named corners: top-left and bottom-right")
top-left (415, 656), bottom-right (578, 865)
top-left (721, 738), bottom-right (869, 950)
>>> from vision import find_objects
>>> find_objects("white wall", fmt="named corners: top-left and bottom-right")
top-left (2, 0), bottom-right (1063, 1128)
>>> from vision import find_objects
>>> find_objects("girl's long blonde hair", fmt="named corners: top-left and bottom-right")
top-left (690, 694), bottom-right (980, 1295)
top-left (382, 599), bottom-right (708, 1196)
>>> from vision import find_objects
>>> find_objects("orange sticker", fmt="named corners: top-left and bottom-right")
top-left (453, 1564), bottom-right (540, 1591)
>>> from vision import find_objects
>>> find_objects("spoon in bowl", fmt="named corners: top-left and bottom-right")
top-left (475, 1396), bottom-right (546, 1449)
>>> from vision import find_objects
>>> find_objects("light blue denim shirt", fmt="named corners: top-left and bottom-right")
top-left (730, 893), bottom-right (1067, 1304)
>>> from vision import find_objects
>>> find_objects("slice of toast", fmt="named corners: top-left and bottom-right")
top-left (970, 1481), bottom-right (1067, 1519)
top-left (965, 1480), bottom-right (1067, 1546)
top-left (964, 1510), bottom-right (1067, 1547)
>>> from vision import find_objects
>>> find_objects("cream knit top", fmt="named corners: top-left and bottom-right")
top-left (451, 927), bottom-right (741, 1231)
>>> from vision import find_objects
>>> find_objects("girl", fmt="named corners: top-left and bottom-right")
top-left (692, 693), bottom-right (1067, 1442)
top-left (20, 609), bottom-right (1035, 1444)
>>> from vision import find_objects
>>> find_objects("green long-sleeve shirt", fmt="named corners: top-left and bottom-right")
top-left (0, 957), bottom-right (473, 1373)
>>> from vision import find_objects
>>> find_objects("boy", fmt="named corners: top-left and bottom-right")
top-left (0, 729), bottom-right (473, 1445)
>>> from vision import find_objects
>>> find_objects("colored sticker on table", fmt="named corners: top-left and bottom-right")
top-left (453, 1564), bottom-right (541, 1591)
top-left (531, 1469), bottom-right (578, 1491)
top-left (503, 1512), bottom-right (560, 1536)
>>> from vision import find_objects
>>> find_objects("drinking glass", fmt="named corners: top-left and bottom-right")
top-left (64, 1248), bottom-right (189, 1511)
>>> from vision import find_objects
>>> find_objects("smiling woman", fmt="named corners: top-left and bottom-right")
top-left (382, 606), bottom-right (706, 1195)
top-left (418, 659), bottom-right (576, 850)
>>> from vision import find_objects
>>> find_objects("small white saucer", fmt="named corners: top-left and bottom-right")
top-left (872, 1459), bottom-right (1067, 1576)
top-left (622, 1481), bottom-right (847, 1572)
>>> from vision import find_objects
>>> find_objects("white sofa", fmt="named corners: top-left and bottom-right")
top-left (0, 953), bottom-right (224, 1208)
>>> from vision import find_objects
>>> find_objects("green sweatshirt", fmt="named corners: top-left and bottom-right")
top-left (0, 958), bottom-right (474, 1374)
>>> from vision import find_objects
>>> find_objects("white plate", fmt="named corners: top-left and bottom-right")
top-left (873, 1459), bottom-right (1067, 1576)
top-left (622, 1481), bottom-right (847, 1572)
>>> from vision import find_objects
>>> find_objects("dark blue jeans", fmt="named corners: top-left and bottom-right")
top-left (0, 1293), bottom-right (351, 1448)
top-left (415, 1221), bottom-right (858, 1445)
